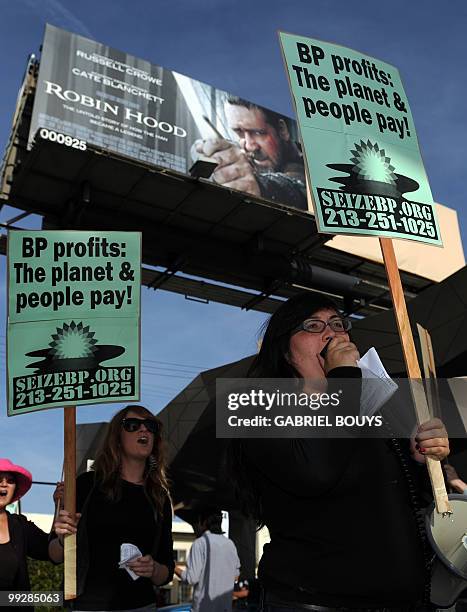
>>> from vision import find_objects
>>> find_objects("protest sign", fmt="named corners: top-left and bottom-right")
top-left (279, 32), bottom-right (442, 245)
top-left (279, 33), bottom-right (450, 515)
top-left (7, 230), bottom-right (141, 415)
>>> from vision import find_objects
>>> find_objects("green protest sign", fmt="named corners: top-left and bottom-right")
top-left (7, 231), bottom-right (141, 415)
top-left (279, 32), bottom-right (442, 245)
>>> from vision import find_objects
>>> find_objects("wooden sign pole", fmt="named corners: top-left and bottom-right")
top-left (379, 238), bottom-right (451, 515)
top-left (64, 405), bottom-right (77, 600)
top-left (417, 324), bottom-right (438, 380)
top-left (417, 323), bottom-right (441, 419)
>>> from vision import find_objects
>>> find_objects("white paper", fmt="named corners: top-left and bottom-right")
top-left (357, 347), bottom-right (398, 416)
top-left (119, 543), bottom-right (142, 581)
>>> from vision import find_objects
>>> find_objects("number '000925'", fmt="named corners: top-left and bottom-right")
top-left (39, 127), bottom-right (86, 150)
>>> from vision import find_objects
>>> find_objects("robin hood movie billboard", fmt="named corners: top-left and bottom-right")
top-left (29, 25), bottom-right (308, 212)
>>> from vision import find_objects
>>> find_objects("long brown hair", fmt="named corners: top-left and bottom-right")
top-left (92, 405), bottom-right (170, 515)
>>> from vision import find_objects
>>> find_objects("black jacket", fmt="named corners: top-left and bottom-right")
top-left (5, 512), bottom-right (51, 612)
top-left (241, 367), bottom-right (431, 608)
top-left (73, 471), bottom-right (174, 603)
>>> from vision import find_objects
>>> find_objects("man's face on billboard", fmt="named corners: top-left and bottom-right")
top-left (224, 104), bottom-right (286, 173)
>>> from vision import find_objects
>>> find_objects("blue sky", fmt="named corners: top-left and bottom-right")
top-left (0, 0), bottom-right (466, 513)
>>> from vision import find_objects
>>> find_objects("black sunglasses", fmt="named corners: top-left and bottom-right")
top-left (122, 417), bottom-right (159, 434)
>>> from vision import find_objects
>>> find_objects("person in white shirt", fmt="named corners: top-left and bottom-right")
top-left (175, 509), bottom-right (240, 612)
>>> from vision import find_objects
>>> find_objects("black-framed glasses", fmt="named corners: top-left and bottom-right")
top-left (295, 317), bottom-right (352, 334)
top-left (122, 417), bottom-right (159, 434)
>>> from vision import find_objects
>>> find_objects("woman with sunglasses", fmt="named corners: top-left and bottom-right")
top-left (0, 458), bottom-right (65, 610)
top-left (55, 405), bottom-right (174, 612)
top-left (231, 292), bottom-right (449, 612)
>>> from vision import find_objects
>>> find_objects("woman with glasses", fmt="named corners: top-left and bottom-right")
top-left (231, 292), bottom-right (449, 611)
top-left (55, 405), bottom-right (174, 611)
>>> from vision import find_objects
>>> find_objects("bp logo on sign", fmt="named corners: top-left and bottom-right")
top-left (13, 320), bottom-right (134, 412)
top-left (279, 32), bottom-right (442, 245)
top-left (316, 139), bottom-right (438, 239)
top-left (27, 321), bottom-right (124, 372)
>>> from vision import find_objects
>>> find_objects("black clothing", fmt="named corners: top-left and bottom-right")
top-left (0, 541), bottom-right (19, 588)
top-left (72, 471), bottom-right (174, 611)
top-left (0, 512), bottom-right (51, 612)
top-left (242, 367), bottom-right (430, 609)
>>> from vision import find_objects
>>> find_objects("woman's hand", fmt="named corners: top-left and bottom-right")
top-left (324, 336), bottom-right (360, 373)
top-left (127, 556), bottom-right (169, 584)
top-left (49, 509), bottom-right (80, 563)
top-left (53, 481), bottom-right (64, 507)
top-left (410, 418), bottom-right (450, 463)
top-left (127, 554), bottom-right (156, 578)
top-left (53, 509), bottom-right (80, 542)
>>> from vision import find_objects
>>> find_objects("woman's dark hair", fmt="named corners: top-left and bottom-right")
top-left (232, 292), bottom-right (340, 526)
top-left (92, 405), bottom-right (170, 515)
top-left (248, 292), bottom-right (340, 378)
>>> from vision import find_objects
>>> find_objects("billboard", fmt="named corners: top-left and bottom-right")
top-left (7, 230), bottom-right (141, 415)
top-left (279, 32), bottom-right (442, 245)
top-left (29, 24), bottom-right (308, 212)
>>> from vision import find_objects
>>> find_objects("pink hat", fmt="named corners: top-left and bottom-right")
top-left (0, 459), bottom-right (33, 502)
